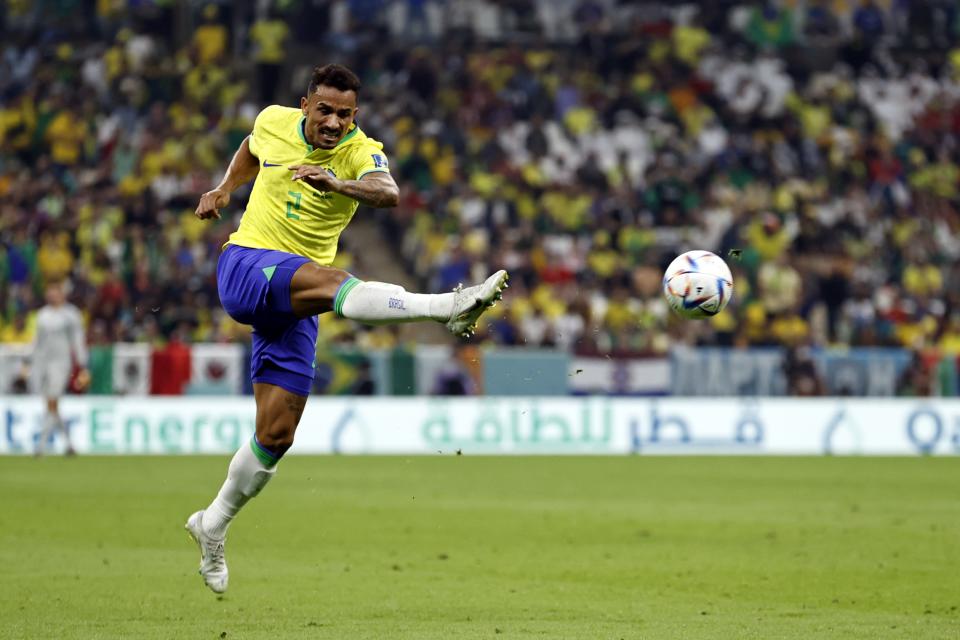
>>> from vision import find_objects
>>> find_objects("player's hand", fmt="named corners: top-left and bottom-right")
top-left (195, 188), bottom-right (230, 220)
top-left (74, 368), bottom-right (91, 391)
top-left (289, 165), bottom-right (341, 192)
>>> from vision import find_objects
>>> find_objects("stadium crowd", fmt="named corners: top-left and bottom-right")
top-left (2, 0), bottom-right (960, 367)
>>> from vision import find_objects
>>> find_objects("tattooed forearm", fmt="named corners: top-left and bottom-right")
top-left (336, 178), bottom-right (399, 208)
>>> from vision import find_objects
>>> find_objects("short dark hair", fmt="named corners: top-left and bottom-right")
top-left (308, 64), bottom-right (361, 96)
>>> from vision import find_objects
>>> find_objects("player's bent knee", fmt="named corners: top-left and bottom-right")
top-left (257, 421), bottom-right (296, 454)
top-left (290, 262), bottom-right (351, 316)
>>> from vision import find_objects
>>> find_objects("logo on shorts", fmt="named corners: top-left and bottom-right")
top-left (388, 297), bottom-right (406, 310)
top-left (372, 154), bottom-right (388, 169)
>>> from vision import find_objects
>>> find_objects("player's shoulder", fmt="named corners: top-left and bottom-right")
top-left (254, 105), bottom-right (301, 131)
top-left (341, 126), bottom-right (387, 160)
top-left (349, 125), bottom-right (385, 150)
top-left (37, 306), bottom-right (59, 323)
top-left (346, 127), bottom-right (391, 178)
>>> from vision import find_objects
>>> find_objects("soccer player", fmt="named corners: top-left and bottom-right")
top-left (185, 64), bottom-right (508, 593)
top-left (32, 280), bottom-right (89, 456)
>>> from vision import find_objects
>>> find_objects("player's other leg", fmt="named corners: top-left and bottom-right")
top-left (289, 262), bottom-right (509, 338)
top-left (187, 245), bottom-right (315, 593)
top-left (186, 382), bottom-right (304, 594)
top-left (34, 370), bottom-right (75, 457)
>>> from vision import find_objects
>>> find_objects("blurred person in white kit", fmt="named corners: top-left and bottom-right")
top-left (31, 280), bottom-right (89, 456)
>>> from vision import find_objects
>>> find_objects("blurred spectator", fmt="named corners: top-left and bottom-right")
top-left (897, 350), bottom-right (936, 396)
top-left (351, 359), bottom-right (376, 395)
top-left (0, 313), bottom-right (35, 344)
top-left (746, 3), bottom-right (797, 50)
top-left (150, 324), bottom-right (192, 395)
top-left (432, 344), bottom-right (477, 396)
top-left (758, 252), bottom-right (802, 316)
top-left (193, 5), bottom-right (229, 65)
top-left (852, 0), bottom-right (886, 39)
top-left (250, 9), bottom-right (290, 101)
top-left (783, 346), bottom-right (825, 396)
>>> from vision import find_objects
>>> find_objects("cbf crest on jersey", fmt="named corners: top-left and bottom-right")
top-left (372, 154), bottom-right (388, 168)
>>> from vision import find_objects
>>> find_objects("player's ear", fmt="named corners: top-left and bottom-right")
top-left (300, 96), bottom-right (308, 114)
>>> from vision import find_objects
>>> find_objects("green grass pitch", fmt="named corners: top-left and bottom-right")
top-left (1, 456), bottom-right (958, 639)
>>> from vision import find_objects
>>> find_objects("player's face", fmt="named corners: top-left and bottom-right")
top-left (301, 86), bottom-right (359, 150)
top-left (46, 284), bottom-right (65, 306)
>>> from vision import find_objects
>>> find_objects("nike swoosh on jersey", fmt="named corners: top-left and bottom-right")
top-left (262, 160), bottom-right (282, 167)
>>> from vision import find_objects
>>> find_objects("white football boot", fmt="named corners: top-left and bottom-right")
top-left (445, 270), bottom-right (509, 338)
top-left (185, 510), bottom-right (228, 594)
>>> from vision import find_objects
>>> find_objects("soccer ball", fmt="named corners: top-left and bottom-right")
top-left (662, 250), bottom-right (734, 319)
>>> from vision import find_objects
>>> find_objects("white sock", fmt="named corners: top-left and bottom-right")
top-left (335, 279), bottom-right (454, 324)
top-left (58, 415), bottom-right (74, 450)
top-left (202, 438), bottom-right (277, 539)
top-left (36, 411), bottom-right (59, 454)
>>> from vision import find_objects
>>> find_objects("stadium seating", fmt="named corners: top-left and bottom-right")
top-left (1, 1), bottom-right (959, 391)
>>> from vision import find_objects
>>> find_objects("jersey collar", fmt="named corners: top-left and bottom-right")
top-left (297, 116), bottom-right (313, 152)
top-left (298, 117), bottom-right (359, 152)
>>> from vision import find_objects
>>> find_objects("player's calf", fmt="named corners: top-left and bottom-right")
top-left (202, 384), bottom-right (302, 535)
top-left (252, 382), bottom-right (306, 454)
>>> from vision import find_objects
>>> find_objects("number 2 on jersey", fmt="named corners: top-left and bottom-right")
top-left (286, 191), bottom-right (302, 220)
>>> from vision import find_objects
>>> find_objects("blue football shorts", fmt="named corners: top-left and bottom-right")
top-left (217, 244), bottom-right (316, 396)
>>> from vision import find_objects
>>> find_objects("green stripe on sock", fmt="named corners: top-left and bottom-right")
top-left (249, 437), bottom-right (278, 467)
top-left (334, 277), bottom-right (362, 317)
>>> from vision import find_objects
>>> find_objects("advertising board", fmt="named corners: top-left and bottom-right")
top-left (2, 397), bottom-right (958, 456)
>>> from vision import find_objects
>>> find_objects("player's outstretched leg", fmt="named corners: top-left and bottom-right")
top-left (186, 383), bottom-right (304, 594)
top-left (290, 263), bottom-right (509, 338)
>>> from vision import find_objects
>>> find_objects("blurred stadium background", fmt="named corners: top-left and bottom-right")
top-left (3, 0), bottom-right (960, 456)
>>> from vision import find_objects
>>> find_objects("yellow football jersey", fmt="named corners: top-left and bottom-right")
top-left (227, 105), bottom-right (390, 265)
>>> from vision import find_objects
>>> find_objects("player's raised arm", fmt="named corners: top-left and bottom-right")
top-left (287, 165), bottom-right (400, 208)
top-left (195, 136), bottom-right (260, 220)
